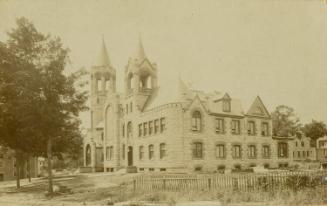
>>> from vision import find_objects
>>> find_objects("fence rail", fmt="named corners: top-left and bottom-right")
top-left (132, 171), bottom-right (327, 192)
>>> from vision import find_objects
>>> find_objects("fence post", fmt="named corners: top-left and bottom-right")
top-left (133, 179), bottom-right (136, 192)
top-left (163, 179), bottom-right (166, 190)
top-left (208, 178), bottom-right (211, 190)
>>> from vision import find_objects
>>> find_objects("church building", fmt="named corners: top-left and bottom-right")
top-left (82, 38), bottom-right (294, 173)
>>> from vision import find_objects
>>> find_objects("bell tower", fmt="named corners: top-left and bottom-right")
top-left (124, 38), bottom-right (158, 111)
top-left (90, 38), bottom-right (116, 129)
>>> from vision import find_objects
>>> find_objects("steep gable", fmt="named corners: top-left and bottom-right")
top-left (246, 96), bottom-right (270, 118)
top-left (185, 95), bottom-right (209, 114)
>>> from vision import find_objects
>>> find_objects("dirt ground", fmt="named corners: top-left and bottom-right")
top-left (0, 172), bottom-right (138, 206)
top-left (0, 173), bottom-right (325, 206)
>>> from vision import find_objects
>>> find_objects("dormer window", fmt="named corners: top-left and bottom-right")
top-left (192, 111), bottom-right (202, 131)
top-left (223, 100), bottom-right (231, 112)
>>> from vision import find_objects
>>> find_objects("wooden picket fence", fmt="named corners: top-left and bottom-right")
top-left (132, 170), bottom-right (327, 192)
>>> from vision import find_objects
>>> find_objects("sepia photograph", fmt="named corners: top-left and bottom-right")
top-left (1, 0), bottom-right (327, 205)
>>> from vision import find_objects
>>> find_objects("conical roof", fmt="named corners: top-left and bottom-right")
top-left (94, 37), bottom-right (111, 67)
top-left (135, 37), bottom-right (147, 62)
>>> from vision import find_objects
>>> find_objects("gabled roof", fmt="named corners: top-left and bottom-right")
top-left (94, 37), bottom-right (111, 67)
top-left (246, 96), bottom-right (270, 118)
top-left (222, 93), bottom-right (231, 100)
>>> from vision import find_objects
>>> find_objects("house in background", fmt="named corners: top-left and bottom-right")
top-left (0, 146), bottom-right (41, 181)
top-left (292, 135), bottom-right (316, 161)
top-left (316, 136), bottom-right (327, 168)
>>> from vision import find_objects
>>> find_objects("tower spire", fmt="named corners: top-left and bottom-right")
top-left (95, 36), bottom-right (111, 67)
top-left (135, 35), bottom-right (147, 62)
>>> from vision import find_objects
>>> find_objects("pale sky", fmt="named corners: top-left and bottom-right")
top-left (1, 0), bottom-right (327, 127)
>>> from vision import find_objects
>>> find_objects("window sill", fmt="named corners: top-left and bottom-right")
top-left (192, 157), bottom-right (204, 160)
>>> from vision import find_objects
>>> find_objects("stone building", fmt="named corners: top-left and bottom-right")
top-left (83, 39), bottom-right (296, 173)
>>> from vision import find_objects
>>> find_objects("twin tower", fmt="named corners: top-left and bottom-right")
top-left (90, 38), bottom-right (158, 129)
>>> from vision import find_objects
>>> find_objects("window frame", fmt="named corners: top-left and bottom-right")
top-left (192, 142), bottom-right (203, 159)
top-left (139, 146), bottom-right (144, 160)
top-left (278, 142), bottom-right (288, 158)
top-left (160, 143), bottom-right (166, 159)
top-left (247, 145), bottom-right (257, 159)
top-left (247, 121), bottom-right (256, 136)
top-left (231, 120), bottom-right (241, 135)
top-left (191, 111), bottom-right (202, 132)
top-left (160, 117), bottom-right (166, 132)
top-left (149, 121), bottom-right (153, 135)
top-left (138, 123), bottom-right (142, 137)
top-left (232, 144), bottom-right (242, 159)
top-left (143, 122), bottom-right (148, 136)
top-left (149, 144), bottom-right (154, 160)
top-left (262, 145), bottom-right (270, 159)
top-left (154, 119), bottom-right (159, 134)
top-left (261, 122), bottom-right (269, 136)
top-left (216, 144), bottom-right (226, 159)
top-left (215, 118), bottom-right (224, 134)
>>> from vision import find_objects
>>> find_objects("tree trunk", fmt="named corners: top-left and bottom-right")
top-left (15, 151), bottom-right (21, 189)
top-left (27, 156), bottom-right (31, 182)
top-left (47, 137), bottom-right (53, 194)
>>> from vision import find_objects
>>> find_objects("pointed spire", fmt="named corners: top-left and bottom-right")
top-left (95, 36), bottom-right (111, 67)
top-left (135, 35), bottom-right (147, 62)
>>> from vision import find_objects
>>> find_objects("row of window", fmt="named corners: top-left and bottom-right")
top-left (293, 150), bottom-right (312, 158)
top-left (295, 141), bottom-right (305, 147)
top-left (192, 142), bottom-right (271, 159)
top-left (125, 102), bottom-right (133, 114)
top-left (139, 143), bottom-right (166, 160)
top-left (192, 111), bottom-right (270, 136)
top-left (96, 79), bottom-right (111, 91)
top-left (106, 143), bottom-right (167, 161)
top-left (138, 118), bottom-right (166, 137)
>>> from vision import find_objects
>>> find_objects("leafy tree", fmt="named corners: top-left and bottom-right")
top-left (0, 18), bottom-right (88, 193)
top-left (302, 120), bottom-right (327, 147)
top-left (271, 105), bottom-right (301, 137)
top-left (0, 41), bottom-right (41, 188)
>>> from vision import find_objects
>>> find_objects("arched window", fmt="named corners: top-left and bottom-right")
top-left (85, 144), bottom-right (91, 166)
top-left (127, 73), bottom-right (134, 90)
top-left (127, 122), bottom-right (132, 138)
top-left (140, 74), bottom-right (152, 89)
top-left (192, 111), bottom-right (202, 131)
